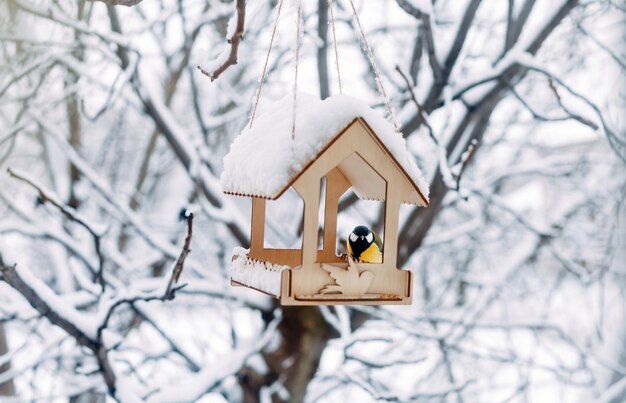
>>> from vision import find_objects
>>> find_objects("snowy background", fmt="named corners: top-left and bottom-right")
top-left (0, 0), bottom-right (624, 402)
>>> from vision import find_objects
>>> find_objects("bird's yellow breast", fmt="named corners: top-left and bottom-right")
top-left (347, 240), bottom-right (382, 263)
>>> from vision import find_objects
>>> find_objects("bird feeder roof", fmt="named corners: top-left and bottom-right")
top-left (221, 93), bottom-right (429, 206)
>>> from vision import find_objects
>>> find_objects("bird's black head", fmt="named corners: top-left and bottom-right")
top-left (349, 226), bottom-right (374, 259)
top-left (353, 225), bottom-right (371, 237)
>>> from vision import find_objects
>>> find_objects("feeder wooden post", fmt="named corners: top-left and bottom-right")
top-left (250, 198), bottom-right (266, 253)
top-left (383, 179), bottom-right (400, 267)
top-left (320, 168), bottom-right (350, 262)
top-left (292, 179), bottom-right (321, 295)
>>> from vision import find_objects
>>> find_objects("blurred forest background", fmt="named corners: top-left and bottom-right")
top-left (0, 0), bottom-right (625, 402)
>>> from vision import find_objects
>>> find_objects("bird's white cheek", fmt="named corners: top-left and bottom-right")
top-left (366, 233), bottom-right (374, 243)
top-left (349, 233), bottom-right (358, 242)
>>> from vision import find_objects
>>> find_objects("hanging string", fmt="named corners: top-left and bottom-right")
top-left (291, 0), bottom-right (303, 141)
top-left (250, 0), bottom-right (285, 129)
top-left (347, 0), bottom-right (400, 134)
top-left (328, 0), bottom-right (342, 94)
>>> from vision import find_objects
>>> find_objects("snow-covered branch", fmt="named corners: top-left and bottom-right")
top-left (0, 0), bottom-right (622, 401)
top-left (7, 168), bottom-right (108, 288)
top-left (0, 209), bottom-right (196, 398)
top-left (197, 0), bottom-right (246, 81)
top-left (87, 0), bottom-right (144, 6)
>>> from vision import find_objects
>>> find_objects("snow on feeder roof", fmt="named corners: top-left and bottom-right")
top-left (221, 93), bottom-right (429, 206)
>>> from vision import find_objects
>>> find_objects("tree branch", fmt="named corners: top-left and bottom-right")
top-left (7, 167), bottom-right (107, 289)
top-left (409, 31), bottom-right (423, 85)
top-left (395, 66), bottom-right (435, 139)
top-left (400, 0), bottom-right (483, 134)
top-left (317, 0), bottom-right (330, 99)
top-left (0, 204), bottom-right (195, 398)
top-left (102, 6), bottom-right (249, 245)
top-left (504, 0), bottom-right (516, 53)
top-left (197, 0), bottom-right (246, 81)
top-left (443, 0), bottom-right (482, 73)
top-left (0, 323), bottom-right (15, 396)
top-left (395, 0), bottom-right (443, 81)
top-left (547, 78), bottom-right (600, 129)
top-left (164, 211), bottom-right (193, 299)
top-left (396, 66), bottom-right (475, 194)
top-left (510, 0), bottom-right (537, 48)
top-left (0, 257), bottom-right (107, 385)
top-left (87, 0), bottom-right (144, 6)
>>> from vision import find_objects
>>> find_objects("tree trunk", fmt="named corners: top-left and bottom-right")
top-left (317, 0), bottom-right (330, 99)
top-left (0, 323), bottom-right (15, 396)
top-left (240, 306), bottom-right (334, 403)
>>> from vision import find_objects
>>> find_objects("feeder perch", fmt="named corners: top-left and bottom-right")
top-left (221, 94), bottom-right (429, 305)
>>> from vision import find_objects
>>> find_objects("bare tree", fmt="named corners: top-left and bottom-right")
top-left (0, 0), bottom-right (624, 402)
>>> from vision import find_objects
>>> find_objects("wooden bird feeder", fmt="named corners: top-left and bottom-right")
top-left (221, 95), bottom-right (429, 305)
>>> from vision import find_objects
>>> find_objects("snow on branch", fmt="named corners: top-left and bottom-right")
top-left (396, 67), bottom-right (475, 195)
top-left (0, 211), bottom-right (195, 399)
top-left (145, 310), bottom-right (281, 402)
top-left (12, 0), bottom-right (132, 48)
top-left (0, 257), bottom-right (100, 346)
top-left (133, 74), bottom-right (250, 244)
top-left (0, 256), bottom-right (116, 393)
top-left (7, 167), bottom-right (108, 289)
top-left (86, 0), bottom-right (144, 6)
top-left (340, 369), bottom-right (474, 401)
top-left (6, 168), bottom-right (103, 236)
top-left (395, 0), bottom-right (442, 80)
top-left (197, 0), bottom-right (246, 81)
top-left (517, 62), bottom-right (624, 163)
top-left (29, 112), bottom-right (187, 259)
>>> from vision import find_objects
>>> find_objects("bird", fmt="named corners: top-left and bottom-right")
top-left (347, 225), bottom-right (383, 263)
top-left (320, 257), bottom-right (374, 296)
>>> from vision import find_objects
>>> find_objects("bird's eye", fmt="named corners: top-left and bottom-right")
top-left (366, 233), bottom-right (374, 243)
top-left (349, 233), bottom-right (358, 242)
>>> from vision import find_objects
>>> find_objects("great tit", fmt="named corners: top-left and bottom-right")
top-left (347, 225), bottom-right (383, 263)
